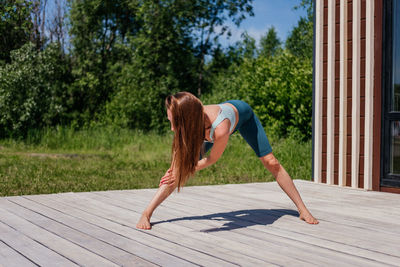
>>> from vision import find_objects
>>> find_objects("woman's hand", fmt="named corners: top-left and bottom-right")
top-left (159, 168), bottom-right (175, 187)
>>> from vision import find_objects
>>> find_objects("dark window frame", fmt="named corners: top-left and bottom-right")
top-left (381, 0), bottom-right (400, 188)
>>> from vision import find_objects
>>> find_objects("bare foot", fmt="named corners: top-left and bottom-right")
top-left (299, 210), bottom-right (319, 224)
top-left (136, 214), bottom-right (152, 230)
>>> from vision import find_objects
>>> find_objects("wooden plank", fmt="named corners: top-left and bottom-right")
top-left (272, 181), bottom-right (400, 216)
top-left (241, 181), bottom-right (400, 212)
top-left (28, 193), bottom-right (268, 266)
top-left (156, 191), bottom-right (400, 264)
top-left (81, 194), bottom-right (326, 266)
top-left (21, 194), bottom-right (231, 267)
top-left (372, 0), bottom-right (383, 191)
top-left (314, 0), bottom-right (324, 183)
top-left (191, 182), bottom-right (400, 230)
top-left (93, 190), bottom-right (389, 266)
top-left (0, 239), bottom-right (44, 267)
top-left (173, 185), bottom-right (400, 229)
top-left (115, 181), bottom-right (400, 229)
top-left (0, 200), bottom-right (121, 267)
top-left (339, 0), bottom-right (348, 187)
top-left (51, 193), bottom-right (290, 266)
top-left (2, 181), bottom-right (398, 266)
top-left (327, 0), bottom-right (336, 185)
top-left (1, 197), bottom-right (161, 267)
top-left (0, 220), bottom-right (77, 266)
top-left (152, 186), bottom-right (400, 240)
top-left (56, 193), bottom-right (342, 264)
top-left (364, 0), bottom-right (374, 190)
top-left (352, 0), bottom-right (361, 188)
top-left (191, 188), bottom-right (398, 243)
top-left (89, 192), bottom-right (337, 266)
top-left (92, 190), bottom-right (397, 266)
top-left (157, 200), bottom-right (399, 266)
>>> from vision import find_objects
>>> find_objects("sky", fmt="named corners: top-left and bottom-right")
top-left (218, 0), bottom-right (308, 48)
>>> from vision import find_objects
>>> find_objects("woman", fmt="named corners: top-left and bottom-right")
top-left (136, 92), bottom-right (319, 230)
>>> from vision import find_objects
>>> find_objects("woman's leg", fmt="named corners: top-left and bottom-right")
top-left (136, 175), bottom-right (178, 229)
top-left (260, 153), bottom-right (319, 224)
top-left (235, 104), bottom-right (318, 224)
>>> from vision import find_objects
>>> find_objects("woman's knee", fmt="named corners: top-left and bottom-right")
top-left (260, 153), bottom-right (281, 175)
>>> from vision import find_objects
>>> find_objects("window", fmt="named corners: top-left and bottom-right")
top-left (382, 0), bottom-right (400, 187)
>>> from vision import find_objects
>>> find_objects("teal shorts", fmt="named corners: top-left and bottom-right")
top-left (202, 100), bottom-right (272, 158)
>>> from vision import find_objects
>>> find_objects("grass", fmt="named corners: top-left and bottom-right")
top-left (0, 126), bottom-right (312, 196)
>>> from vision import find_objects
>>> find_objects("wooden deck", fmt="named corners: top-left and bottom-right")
top-left (1, 180), bottom-right (400, 266)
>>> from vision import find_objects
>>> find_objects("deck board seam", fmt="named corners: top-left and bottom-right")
top-left (0, 216), bottom-right (80, 266)
top-left (109, 190), bottom-right (400, 265)
top-left (181, 186), bottom-right (400, 232)
top-left (5, 198), bottom-right (154, 267)
top-left (43, 194), bottom-right (283, 266)
top-left (141, 195), bottom-right (400, 264)
top-left (0, 238), bottom-right (41, 267)
top-left (176, 190), bottom-right (400, 253)
top-left (89, 191), bottom-right (399, 266)
top-left (23, 195), bottom-right (240, 267)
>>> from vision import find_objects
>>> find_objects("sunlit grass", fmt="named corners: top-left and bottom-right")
top-left (0, 126), bottom-right (311, 196)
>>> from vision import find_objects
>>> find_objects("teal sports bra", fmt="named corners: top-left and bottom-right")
top-left (209, 104), bottom-right (236, 142)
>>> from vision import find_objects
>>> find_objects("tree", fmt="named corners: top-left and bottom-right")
top-left (47, 0), bottom-right (68, 54)
top-left (295, 0), bottom-right (313, 21)
top-left (0, 0), bottom-right (33, 63)
top-left (102, 0), bottom-right (198, 131)
top-left (285, 17), bottom-right (313, 60)
top-left (236, 31), bottom-right (257, 59)
top-left (31, 0), bottom-right (48, 50)
top-left (67, 0), bottom-right (140, 125)
top-left (286, 0), bottom-right (313, 60)
top-left (259, 26), bottom-right (281, 58)
top-left (187, 0), bottom-right (254, 96)
top-left (0, 43), bottom-right (71, 138)
top-left (66, 0), bottom-right (254, 128)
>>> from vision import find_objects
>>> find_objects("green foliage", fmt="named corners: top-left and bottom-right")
top-left (0, 0), bottom-right (33, 63)
top-left (235, 31), bottom-right (257, 60)
top-left (101, 1), bottom-right (197, 132)
top-left (0, 43), bottom-right (71, 138)
top-left (259, 26), bottom-right (281, 58)
top-left (286, 0), bottom-right (314, 60)
top-left (180, 0), bottom-right (254, 95)
top-left (203, 1), bottom-right (314, 140)
top-left (241, 53), bottom-right (313, 140)
top-left (204, 51), bottom-right (312, 140)
top-left (294, 0), bottom-right (314, 21)
top-left (0, 0), bottom-right (314, 142)
top-left (67, 0), bottom-right (140, 125)
top-left (285, 16), bottom-right (313, 60)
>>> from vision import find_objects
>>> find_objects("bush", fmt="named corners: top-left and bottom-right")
top-left (203, 51), bottom-right (312, 140)
top-left (0, 43), bottom-right (70, 138)
top-left (101, 62), bottom-right (178, 133)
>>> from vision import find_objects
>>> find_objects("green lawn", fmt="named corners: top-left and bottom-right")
top-left (0, 126), bottom-right (312, 196)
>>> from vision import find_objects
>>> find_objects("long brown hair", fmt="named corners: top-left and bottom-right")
top-left (165, 92), bottom-right (205, 192)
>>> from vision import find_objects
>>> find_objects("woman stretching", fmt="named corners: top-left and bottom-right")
top-left (136, 92), bottom-right (319, 229)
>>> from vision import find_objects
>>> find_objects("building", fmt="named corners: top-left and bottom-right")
top-left (312, 0), bottom-right (400, 193)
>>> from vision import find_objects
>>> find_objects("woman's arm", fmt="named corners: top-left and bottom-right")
top-left (196, 129), bottom-right (229, 171)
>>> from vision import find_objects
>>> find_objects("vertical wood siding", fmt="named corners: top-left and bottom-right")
top-left (314, 0), bottom-right (378, 191)
top-left (314, 0), bottom-right (324, 183)
top-left (352, 0), bottom-right (361, 189)
top-left (364, 0), bottom-right (374, 190)
top-left (327, 0), bottom-right (336, 185)
top-left (339, 0), bottom-right (348, 187)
